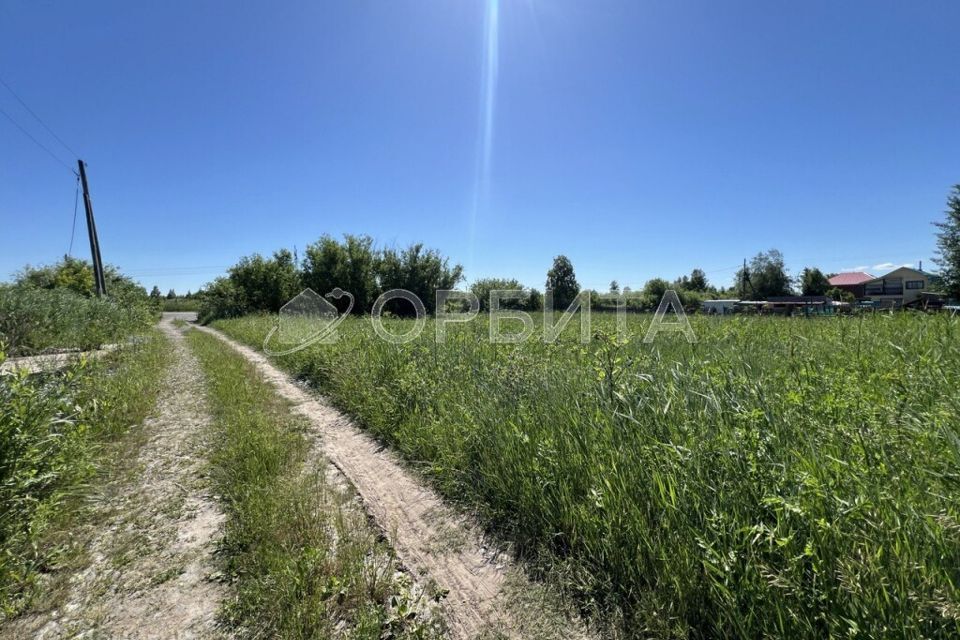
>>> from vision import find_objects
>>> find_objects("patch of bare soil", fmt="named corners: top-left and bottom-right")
top-left (195, 325), bottom-right (590, 640)
top-left (2, 317), bottom-right (226, 639)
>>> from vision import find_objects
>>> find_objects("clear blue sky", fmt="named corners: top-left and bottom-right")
top-left (2, 1), bottom-right (958, 294)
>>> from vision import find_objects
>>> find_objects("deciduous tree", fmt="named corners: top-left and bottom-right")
top-left (545, 255), bottom-right (580, 309)
top-left (799, 267), bottom-right (830, 296)
top-left (736, 250), bottom-right (792, 299)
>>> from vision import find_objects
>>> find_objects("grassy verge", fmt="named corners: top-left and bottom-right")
top-left (185, 329), bottom-right (445, 639)
top-left (0, 285), bottom-right (157, 357)
top-left (0, 328), bottom-right (170, 618)
top-left (213, 312), bottom-right (960, 639)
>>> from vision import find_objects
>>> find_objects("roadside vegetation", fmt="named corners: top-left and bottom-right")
top-left (0, 328), bottom-right (169, 618)
top-left (0, 258), bottom-right (158, 356)
top-left (215, 312), bottom-right (960, 638)
top-left (186, 329), bottom-right (446, 639)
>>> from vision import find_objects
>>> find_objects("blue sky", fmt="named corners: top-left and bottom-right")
top-left (1, 1), bottom-right (958, 295)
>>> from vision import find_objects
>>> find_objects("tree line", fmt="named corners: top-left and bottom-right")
top-left (198, 236), bottom-right (464, 323)
top-left (193, 238), bottom-right (846, 324)
top-left (198, 184), bottom-right (960, 322)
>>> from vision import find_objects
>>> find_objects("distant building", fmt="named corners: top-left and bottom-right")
top-left (862, 266), bottom-right (935, 307)
top-left (827, 272), bottom-right (875, 298)
top-left (702, 299), bottom-right (739, 315)
top-left (766, 295), bottom-right (834, 315)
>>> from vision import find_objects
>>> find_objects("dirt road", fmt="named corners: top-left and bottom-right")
top-left (3, 315), bottom-right (225, 639)
top-left (194, 321), bottom-right (587, 640)
top-left (3, 312), bottom-right (585, 639)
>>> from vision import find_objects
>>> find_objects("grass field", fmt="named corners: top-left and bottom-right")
top-left (214, 311), bottom-right (960, 638)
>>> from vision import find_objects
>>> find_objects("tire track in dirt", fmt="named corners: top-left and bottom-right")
top-left (194, 323), bottom-right (589, 640)
top-left (3, 316), bottom-right (226, 640)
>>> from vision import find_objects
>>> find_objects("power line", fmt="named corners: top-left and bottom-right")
top-left (0, 104), bottom-right (76, 175)
top-left (68, 174), bottom-right (80, 256)
top-left (0, 74), bottom-right (80, 158)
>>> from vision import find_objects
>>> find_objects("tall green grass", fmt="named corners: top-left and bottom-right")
top-left (162, 297), bottom-right (201, 312)
top-left (0, 330), bottom-right (170, 617)
top-left (186, 330), bottom-right (445, 639)
top-left (0, 285), bottom-right (157, 356)
top-left (215, 312), bottom-right (960, 638)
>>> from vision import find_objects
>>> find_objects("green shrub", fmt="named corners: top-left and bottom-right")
top-left (0, 285), bottom-right (155, 357)
top-left (0, 259), bottom-right (158, 357)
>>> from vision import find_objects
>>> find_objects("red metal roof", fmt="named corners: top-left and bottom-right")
top-left (828, 272), bottom-right (875, 286)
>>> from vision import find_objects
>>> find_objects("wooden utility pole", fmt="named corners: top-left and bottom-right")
top-left (78, 160), bottom-right (106, 296)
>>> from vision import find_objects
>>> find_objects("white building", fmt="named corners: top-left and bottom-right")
top-left (701, 299), bottom-right (739, 315)
top-left (862, 266), bottom-right (935, 307)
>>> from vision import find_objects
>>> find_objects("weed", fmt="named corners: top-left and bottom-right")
top-left (0, 329), bottom-right (170, 618)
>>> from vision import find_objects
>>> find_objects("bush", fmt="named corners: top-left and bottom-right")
top-left (0, 259), bottom-right (158, 357)
top-left (469, 277), bottom-right (534, 311)
top-left (302, 235), bottom-right (379, 315)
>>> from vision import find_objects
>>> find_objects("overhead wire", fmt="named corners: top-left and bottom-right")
top-left (0, 104), bottom-right (76, 175)
top-left (0, 74), bottom-right (80, 159)
top-left (0, 74), bottom-right (85, 261)
top-left (68, 174), bottom-right (80, 256)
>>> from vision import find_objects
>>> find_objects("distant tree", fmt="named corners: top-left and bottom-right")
top-left (527, 288), bottom-right (543, 311)
top-left (688, 268), bottom-right (708, 292)
top-left (197, 277), bottom-right (244, 324)
top-left (150, 285), bottom-right (162, 299)
top-left (228, 249), bottom-right (300, 313)
top-left (166, 288), bottom-right (177, 299)
top-left (827, 287), bottom-right (855, 303)
top-left (545, 255), bottom-right (580, 309)
top-left (302, 234), bottom-right (379, 314)
top-left (196, 249), bottom-right (299, 322)
top-left (736, 250), bottom-right (792, 299)
top-left (934, 184), bottom-right (960, 299)
top-left (470, 277), bottom-right (526, 311)
top-left (799, 267), bottom-right (830, 296)
top-left (642, 277), bottom-right (670, 300)
top-left (377, 243), bottom-right (463, 315)
top-left (184, 290), bottom-right (193, 299)
top-left (609, 280), bottom-right (620, 294)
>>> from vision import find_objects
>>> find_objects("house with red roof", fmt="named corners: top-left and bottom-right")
top-left (827, 271), bottom-right (874, 298)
